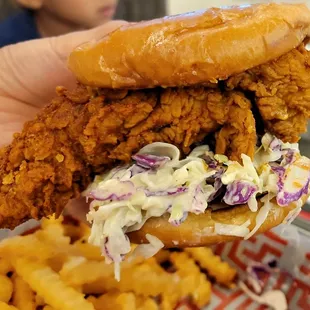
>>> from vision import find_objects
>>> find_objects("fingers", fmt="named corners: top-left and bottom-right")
top-left (0, 20), bottom-right (128, 108)
top-left (51, 20), bottom-right (129, 62)
top-left (49, 20), bottom-right (129, 93)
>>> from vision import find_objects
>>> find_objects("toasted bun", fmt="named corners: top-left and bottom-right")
top-left (68, 3), bottom-right (310, 89)
top-left (128, 194), bottom-right (309, 248)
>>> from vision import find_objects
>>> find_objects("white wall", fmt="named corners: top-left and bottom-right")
top-left (167, 0), bottom-right (235, 15)
top-left (166, 0), bottom-right (308, 15)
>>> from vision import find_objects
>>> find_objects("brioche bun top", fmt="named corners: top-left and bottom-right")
top-left (68, 3), bottom-right (310, 89)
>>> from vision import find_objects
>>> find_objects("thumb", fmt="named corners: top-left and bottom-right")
top-left (51, 20), bottom-right (129, 67)
top-left (0, 20), bottom-right (128, 107)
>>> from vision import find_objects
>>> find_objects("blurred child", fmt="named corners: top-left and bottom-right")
top-left (0, 0), bottom-right (118, 47)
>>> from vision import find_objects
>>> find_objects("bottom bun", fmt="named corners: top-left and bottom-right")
top-left (128, 194), bottom-right (309, 248)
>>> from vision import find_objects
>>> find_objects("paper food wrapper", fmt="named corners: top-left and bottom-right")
top-left (209, 224), bottom-right (310, 310)
top-left (0, 220), bottom-right (40, 239)
top-left (1, 222), bottom-right (309, 309)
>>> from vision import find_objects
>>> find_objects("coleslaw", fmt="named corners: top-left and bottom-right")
top-left (84, 133), bottom-right (310, 279)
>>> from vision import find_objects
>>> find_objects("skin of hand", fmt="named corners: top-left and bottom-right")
top-left (17, 0), bottom-right (119, 37)
top-left (0, 20), bottom-right (127, 224)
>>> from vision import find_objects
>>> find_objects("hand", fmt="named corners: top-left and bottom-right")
top-left (0, 20), bottom-right (127, 224)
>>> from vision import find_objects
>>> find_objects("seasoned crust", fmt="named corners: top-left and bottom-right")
top-left (0, 85), bottom-right (256, 229)
top-left (68, 3), bottom-right (310, 89)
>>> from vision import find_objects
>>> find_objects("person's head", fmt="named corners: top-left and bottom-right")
top-left (17, 0), bottom-right (119, 29)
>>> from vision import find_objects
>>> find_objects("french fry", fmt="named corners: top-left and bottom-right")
top-left (168, 252), bottom-right (212, 308)
top-left (60, 259), bottom-right (113, 287)
top-left (0, 223), bottom-right (97, 266)
top-left (0, 301), bottom-right (18, 310)
top-left (47, 255), bottom-right (69, 273)
top-left (0, 258), bottom-right (12, 275)
top-left (105, 259), bottom-right (175, 297)
top-left (12, 275), bottom-right (36, 310)
top-left (41, 215), bottom-right (64, 230)
top-left (12, 257), bottom-right (94, 310)
top-left (60, 256), bottom-right (145, 287)
top-left (185, 248), bottom-right (237, 287)
top-left (35, 222), bottom-right (70, 247)
top-left (86, 295), bottom-right (98, 307)
top-left (0, 216), bottom-right (237, 310)
top-left (161, 295), bottom-right (175, 310)
top-left (0, 235), bottom-right (61, 261)
top-left (154, 250), bottom-right (171, 264)
top-left (73, 240), bottom-right (104, 261)
top-left (115, 293), bottom-right (138, 310)
top-left (116, 261), bottom-right (169, 297)
top-left (63, 222), bottom-right (90, 242)
top-left (136, 296), bottom-right (159, 310)
top-left (82, 259), bottom-right (173, 297)
top-left (183, 273), bottom-right (212, 308)
top-left (0, 275), bottom-right (13, 303)
top-left (0, 233), bottom-right (80, 265)
top-left (83, 280), bottom-right (107, 295)
top-left (94, 292), bottom-right (137, 310)
top-left (35, 294), bottom-right (45, 306)
top-left (39, 216), bottom-right (77, 262)
top-left (170, 252), bottom-right (199, 275)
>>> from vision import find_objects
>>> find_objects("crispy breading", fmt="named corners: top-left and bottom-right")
top-left (215, 92), bottom-right (256, 161)
top-left (0, 84), bottom-right (255, 229)
top-left (227, 44), bottom-right (310, 142)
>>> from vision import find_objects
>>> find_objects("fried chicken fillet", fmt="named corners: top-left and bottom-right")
top-left (1, 44), bottom-right (310, 229)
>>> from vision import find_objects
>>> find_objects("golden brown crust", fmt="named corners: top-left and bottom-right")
top-left (128, 194), bottom-right (309, 248)
top-left (68, 3), bottom-right (310, 89)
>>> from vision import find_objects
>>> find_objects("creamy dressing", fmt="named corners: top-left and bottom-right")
top-left (214, 220), bottom-right (251, 238)
top-left (239, 281), bottom-right (288, 310)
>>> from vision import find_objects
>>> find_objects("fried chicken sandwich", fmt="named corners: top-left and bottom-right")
top-left (1, 3), bottom-right (310, 275)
